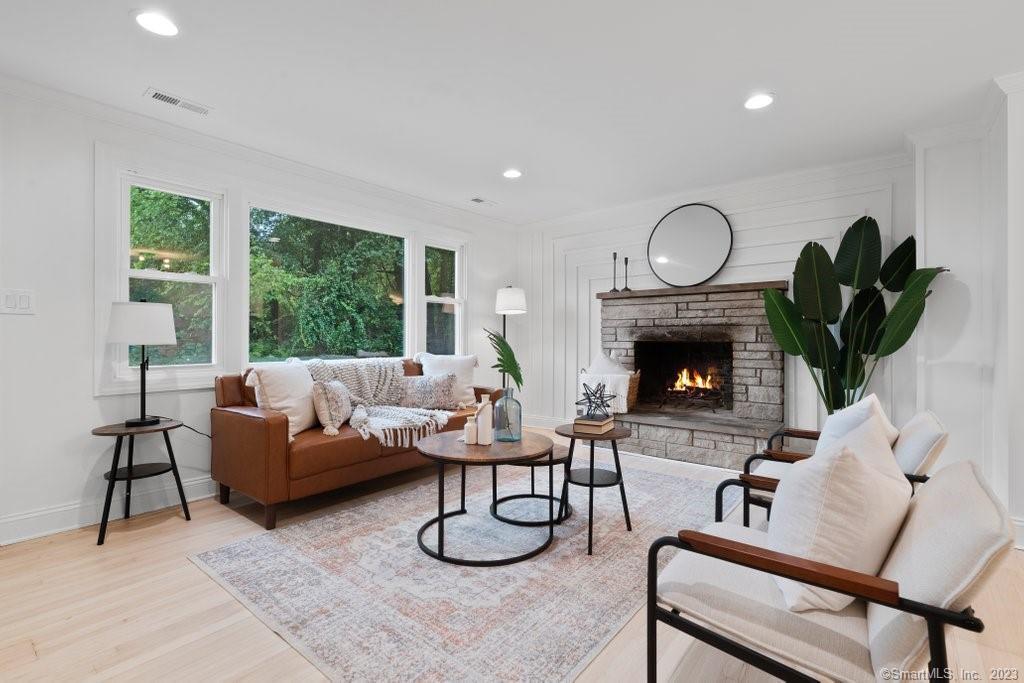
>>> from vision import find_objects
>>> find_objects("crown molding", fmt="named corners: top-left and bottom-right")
top-left (996, 70), bottom-right (1024, 95)
top-left (0, 71), bottom-right (517, 234)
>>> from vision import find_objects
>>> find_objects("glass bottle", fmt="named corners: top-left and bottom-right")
top-left (494, 388), bottom-right (523, 442)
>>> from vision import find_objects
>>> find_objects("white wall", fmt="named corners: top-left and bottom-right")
top-left (513, 156), bottom-right (917, 431)
top-left (0, 76), bottom-right (514, 543)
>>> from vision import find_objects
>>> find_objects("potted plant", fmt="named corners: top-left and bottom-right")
top-left (762, 216), bottom-right (947, 414)
top-left (486, 329), bottom-right (524, 441)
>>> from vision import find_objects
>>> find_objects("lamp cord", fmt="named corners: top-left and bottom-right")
top-left (152, 415), bottom-right (212, 439)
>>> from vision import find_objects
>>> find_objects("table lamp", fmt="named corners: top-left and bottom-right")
top-left (494, 286), bottom-right (527, 388)
top-left (107, 301), bottom-right (177, 427)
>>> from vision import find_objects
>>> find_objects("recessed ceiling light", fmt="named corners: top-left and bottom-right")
top-left (655, 256), bottom-right (669, 264)
top-left (135, 11), bottom-right (179, 36)
top-left (744, 93), bottom-right (774, 110)
top-left (502, 168), bottom-right (523, 179)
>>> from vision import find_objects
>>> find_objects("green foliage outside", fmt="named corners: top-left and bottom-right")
top-left (249, 208), bottom-right (405, 361)
top-left (425, 246), bottom-right (456, 354)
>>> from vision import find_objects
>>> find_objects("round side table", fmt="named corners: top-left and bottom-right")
top-left (554, 424), bottom-right (633, 555)
top-left (91, 418), bottom-right (191, 545)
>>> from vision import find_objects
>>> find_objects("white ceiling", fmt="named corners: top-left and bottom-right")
top-left (1, 1), bottom-right (1022, 225)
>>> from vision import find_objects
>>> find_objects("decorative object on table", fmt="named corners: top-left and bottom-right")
top-left (494, 286), bottom-right (527, 388)
top-left (464, 415), bottom-right (478, 444)
top-left (575, 381), bottom-right (616, 420)
top-left (555, 423), bottom-right (632, 555)
top-left (573, 414), bottom-right (614, 435)
top-left (647, 203), bottom-right (733, 287)
top-left (609, 251), bottom-right (619, 292)
top-left (762, 215), bottom-right (948, 414)
top-left (578, 351), bottom-right (638, 413)
top-left (476, 394), bottom-right (494, 445)
top-left (622, 256), bottom-right (631, 292)
top-left (91, 418), bottom-right (190, 545)
top-left (107, 301), bottom-right (177, 427)
top-left (485, 327), bottom-right (524, 441)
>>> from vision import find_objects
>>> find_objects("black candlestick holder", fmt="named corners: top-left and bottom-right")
top-left (610, 252), bottom-right (620, 292)
top-left (622, 257), bottom-right (631, 292)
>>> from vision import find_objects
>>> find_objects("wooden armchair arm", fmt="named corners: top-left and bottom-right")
top-left (762, 449), bottom-right (811, 464)
top-left (739, 473), bottom-right (779, 492)
top-left (676, 530), bottom-right (900, 606)
top-left (783, 428), bottom-right (821, 440)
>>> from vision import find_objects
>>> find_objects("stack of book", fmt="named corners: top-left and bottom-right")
top-left (574, 414), bottom-right (614, 435)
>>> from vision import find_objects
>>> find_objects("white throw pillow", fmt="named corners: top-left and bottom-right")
top-left (311, 380), bottom-right (353, 436)
top-left (585, 351), bottom-right (629, 375)
top-left (250, 360), bottom-right (316, 440)
top-left (816, 393), bottom-right (899, 452)
top-left (768, 424), bottom-right (912, 612)
top-left (415, 352), bottom-right (477, 406)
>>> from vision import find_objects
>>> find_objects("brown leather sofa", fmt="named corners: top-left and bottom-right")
top-left (211, 359), bottom-right (500, 529)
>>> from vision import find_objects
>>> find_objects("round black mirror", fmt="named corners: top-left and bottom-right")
top-left (647, 203), bottom-right (732, 287)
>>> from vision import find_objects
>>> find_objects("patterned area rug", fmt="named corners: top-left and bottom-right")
top-left (192, 458), bottom-right (736, 681)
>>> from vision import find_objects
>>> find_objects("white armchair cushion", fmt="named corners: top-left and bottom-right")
top-left (867, 461), bottom-right (1014, 674)
top-left (892, 411), bottom-right (948, 476)
top-left (658, 522), bottom-right (875, 682)
top-left (767, 418), bottom-right (912, 611)
top-left (817, 393), bottom-right (899, 452)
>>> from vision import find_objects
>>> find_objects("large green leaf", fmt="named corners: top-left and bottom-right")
top-left (485, 328), bottom-right (524, 389)
top-left (794, 242), bottom-right (842, 323)
top-left (839, 344), bottom-right (865, 390)
top-left (880, 236), bottom-right (917, 292)
top-left (874, 267), bottom-right (946, 357)
top-left (835, 216), bottom-right (882, 289)
top-left (840, 286), bottom-right (887, 353)
top-left (802, 320), bottom-right (839, 369)
top-left (762, 288), bottom-right (808, 357)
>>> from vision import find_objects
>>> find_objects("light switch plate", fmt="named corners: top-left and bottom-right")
top-left (0, 289), bottom-right (35, 315)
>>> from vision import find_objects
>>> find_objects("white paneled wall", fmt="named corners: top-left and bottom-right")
top-left (514, 158), bottom-right (916, 431)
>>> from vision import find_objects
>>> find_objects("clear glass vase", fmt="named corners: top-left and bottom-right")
top-left (494, 388), bottom-right (523, 442)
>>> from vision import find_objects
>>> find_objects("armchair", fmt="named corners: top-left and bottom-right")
top-left (715, 412), bottom-right (948, 526)
top-left (650, 462), bottom-right (1013, 681)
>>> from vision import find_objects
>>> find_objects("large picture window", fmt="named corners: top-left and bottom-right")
top-left (249, 207), bottom-right (405, 361)
top-left (127, 184), bottom-right (219, 366)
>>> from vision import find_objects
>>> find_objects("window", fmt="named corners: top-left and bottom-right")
top-left (127, 184), bottom-right (219, 366)
top-left (249, 207), bottom-right (405, 361)
top-left (424, 245), bottom-right (461, 354)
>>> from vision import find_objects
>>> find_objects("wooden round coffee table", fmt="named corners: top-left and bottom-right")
top-left (416, 430), bottom-right (556, 566)
top-left (554, 424), bottom-right (633, 555)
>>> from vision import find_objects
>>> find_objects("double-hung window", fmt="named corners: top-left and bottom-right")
top-left (424, 245), bottom-right (463, 354)
top-left (123, 178), bottom-right (223, 369)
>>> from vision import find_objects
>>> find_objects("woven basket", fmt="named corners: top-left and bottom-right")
top-left (626, 370), bottom-right (641, 411)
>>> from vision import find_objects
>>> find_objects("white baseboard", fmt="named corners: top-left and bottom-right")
top-left (0, 475), bottom-right (217, 545)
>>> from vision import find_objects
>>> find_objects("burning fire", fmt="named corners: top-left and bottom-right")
top-left (672, 367), bottom-right (718, 391)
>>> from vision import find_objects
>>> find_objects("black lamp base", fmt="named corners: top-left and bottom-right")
top-left (124, 416), bottom-right (160, 428)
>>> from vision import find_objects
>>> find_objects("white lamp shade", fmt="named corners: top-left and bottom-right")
top-left (107, 302), bottom-right (177, 345)
top-left (495, 287), bottom-right (527, 315)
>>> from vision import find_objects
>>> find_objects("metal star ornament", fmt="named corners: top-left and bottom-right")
top-left (575, 382), bottom-right (617, 420)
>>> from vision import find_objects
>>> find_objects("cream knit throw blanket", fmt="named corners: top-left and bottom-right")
top-left (306, 358), bottom-right (450, 448)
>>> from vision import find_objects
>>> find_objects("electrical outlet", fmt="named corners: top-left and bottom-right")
top-left (0, 289), bottom-right (35, 315)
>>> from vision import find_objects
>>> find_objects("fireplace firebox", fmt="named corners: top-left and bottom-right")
top-left (634, 340), bottom-right (733, 412)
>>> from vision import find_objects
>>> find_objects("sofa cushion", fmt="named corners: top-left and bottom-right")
top-left (658, 522), bottom-right (874, 682)
top-left (867, 461), bottom-right (1014, 675)
top-left (817, 393), bottom-right (899, 452)
top-left (289, 425), bottom-right (382, 479)
top-left (248, 360), bottom-right (316, 439)
top-left (414, 352), bottom-right (478, 406)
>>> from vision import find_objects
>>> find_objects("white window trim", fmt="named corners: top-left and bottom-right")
top-left (422, 240), bottom-right (467, 355)
top-left (95, 158), bottom-right (229, 396)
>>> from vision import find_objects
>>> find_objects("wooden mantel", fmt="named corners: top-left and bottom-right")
top-left (596, 279), bottom-right (788, 300)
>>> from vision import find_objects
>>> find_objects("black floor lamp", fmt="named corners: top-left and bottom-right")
top-left (494, 286), bottom-right (527, 388)
top-left (107, 301), bottom-right (177, 427)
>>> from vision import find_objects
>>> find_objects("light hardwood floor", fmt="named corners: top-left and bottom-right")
top-left (1, 428), bottom-right (1021, 681)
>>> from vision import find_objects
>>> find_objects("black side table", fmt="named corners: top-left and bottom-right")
top-left (91, 418), bottom-right (191, 545)
top-left (554, 424), bottom-right (633, 555)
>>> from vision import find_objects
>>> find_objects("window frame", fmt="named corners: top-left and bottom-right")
top-left (95, 167), bottom-right (228, 396)
top-left (422, 240), bottom-right (466, 355)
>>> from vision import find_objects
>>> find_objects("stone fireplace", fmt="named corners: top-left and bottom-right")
top-left (598, 280), bottom-right (787, 469)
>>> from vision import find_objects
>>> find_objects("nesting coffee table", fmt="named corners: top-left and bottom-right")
top-left (416, 431), bottom-right (556, 566)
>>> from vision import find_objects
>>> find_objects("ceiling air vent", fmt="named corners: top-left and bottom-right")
top-left (143, 87), bottom-right (211, 116)
top-left (469, 197), bottom-right (498, 206)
